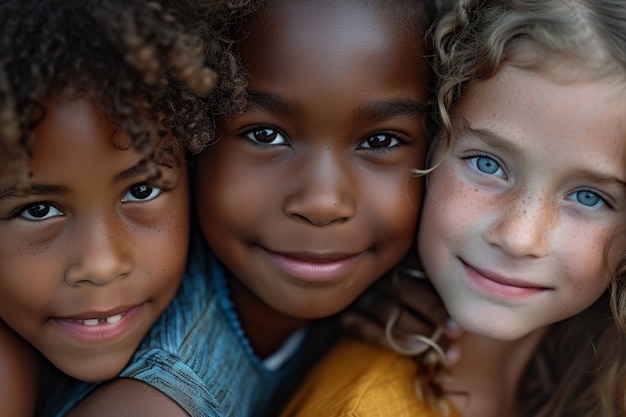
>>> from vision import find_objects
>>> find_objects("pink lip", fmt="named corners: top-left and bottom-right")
top-left (461, 260), bottom-right (549, 299)
top-left (264, 250), bottom-right (363, 283)
top-left (51, 304), bottom-right (144, 344)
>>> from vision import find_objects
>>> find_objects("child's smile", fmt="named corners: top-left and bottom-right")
top-left (0, 97), bottom-right (189, 381)
top-left (419, 64), bottom-right (626, 341)
top-left (195, 0), bottom-right (432, 344)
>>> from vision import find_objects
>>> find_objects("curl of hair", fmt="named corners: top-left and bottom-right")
top-left (415, 1), bottom-right (626, 416)
top-left (0, 0), bottom-right (253, 193)
top-left (161, 0), bottom-right (262, 118)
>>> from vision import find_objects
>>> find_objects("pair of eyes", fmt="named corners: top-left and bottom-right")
top-left (468, 155), bottom-right (608, 208)
top-left (16, 184), bottom-right (162, 221)
top-left (246, 127), bottom-right (402, 150)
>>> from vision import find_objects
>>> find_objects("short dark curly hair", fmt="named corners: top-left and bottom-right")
top-left (0, 0), bottom-right (255, 193)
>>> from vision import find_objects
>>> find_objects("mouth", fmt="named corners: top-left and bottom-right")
top-left (52, 304), bottom-right (144, 343)
top-left (264, 249), bottom-right (364, 283)
top-left (461, 259), bottom-right (550, 299)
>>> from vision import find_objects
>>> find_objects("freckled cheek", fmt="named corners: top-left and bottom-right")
top-left (568, 238), bottom-right (611, 287)
top-left (426, 171), bottom-right (487, 250)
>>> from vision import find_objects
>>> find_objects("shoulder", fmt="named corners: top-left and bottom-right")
top-left (280, 338), bottom-right (441, 417)
top-left (65, 378), bottom-right (190, 417)
top-left (0, 322), bottom-right (37, 417)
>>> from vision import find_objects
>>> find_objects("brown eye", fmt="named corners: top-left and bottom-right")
top-left (18, 202), bottom-right (63, 220)
top-left (367, 134), bottom-right (391, 148)
top-left (244, 127), bottom-right (288, 145)
top-left (122, 184), bottom-right (162, 202)
top-left (359, 133), bottom-right (401, 150)
top-left (253, 128), bottom-right (278, 143)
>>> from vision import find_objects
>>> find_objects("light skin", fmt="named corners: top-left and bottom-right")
top-left (418, 64), bottom-right (626, 417)
top-left (0, 96), bottom-right (190, 382)
top-left (196, 0), bottom-right (430, 356)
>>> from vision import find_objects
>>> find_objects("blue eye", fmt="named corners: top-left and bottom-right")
top-left (122, 184), bottom-right (162, 202)
top-left (468, 155), bottom-right (506, 178)
top-left (19, 203), bottom-right (63, 221)
top-left (244, 128), bottom-right (288, 145)
top-left (571, 190), bottom-right (605, 208)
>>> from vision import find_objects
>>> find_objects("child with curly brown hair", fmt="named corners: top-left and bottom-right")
top-left (48, 0), bottom-right (438, 416)
top-left (0, 0), bottom-right (245, 415)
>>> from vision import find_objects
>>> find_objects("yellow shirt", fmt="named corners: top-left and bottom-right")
top-left (280, 338), bottom-right (461, 417)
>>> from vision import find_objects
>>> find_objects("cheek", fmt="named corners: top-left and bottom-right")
top-left (424, 165), bottom-right (474, 229)
top-left (197, 171), bottom-right (263, 237)
top-left (0, 245), bottom-right (54, 331)
top-left (381, 174), bottom-right (422, 242)
top-left (418, 165), bottom-right (477, 259)
top-left (561, 229), bottom-right (612, 290)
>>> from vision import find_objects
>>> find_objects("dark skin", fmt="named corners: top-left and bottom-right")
top-left (0, 321), bottom-right (37, 417)
top-left (68, 0), bottom-right (433, 415)
top-left (196, 0), bottom-right (430, 357)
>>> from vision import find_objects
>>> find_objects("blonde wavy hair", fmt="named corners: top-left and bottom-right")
top-left (413, 0), bottom-right (626, 416)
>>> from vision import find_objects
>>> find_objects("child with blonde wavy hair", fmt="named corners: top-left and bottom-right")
top-left (279, 1), bottom-right (626, 416)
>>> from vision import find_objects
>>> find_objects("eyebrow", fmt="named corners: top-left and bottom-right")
top-left (458, 118), bottom-right (626, 190)
top-left (0, 162), bottom-right (151, 203)
top-left (113, 162), bottom-right (150, 183)
top-left (0, 184), bottom-right (67, 201)
top-left (248, 89), bottom-right (426, 122)
top-left (247, 90), bottom-right (297, 115)
top-left (356, 99), bottom-right (426, 122)
top-left (457, 118), bottom-right (523, 157)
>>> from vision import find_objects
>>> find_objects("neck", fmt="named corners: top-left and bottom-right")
top-left (228, 276), bottom-right (309, 358)
top-left (444, 328), bottom-right (547, 417)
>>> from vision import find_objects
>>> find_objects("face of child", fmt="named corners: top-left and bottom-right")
top-left (0, 97), bottom-right (189, 381)
top-left (419, 64), bottom-right (626, 341)
top-left (196, 0), bottom-right (430, 321)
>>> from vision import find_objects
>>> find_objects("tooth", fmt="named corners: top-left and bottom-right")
top-left (82, 319), bottom-right (99, 326)
top-left (106, 314), bottom-right (122, 324)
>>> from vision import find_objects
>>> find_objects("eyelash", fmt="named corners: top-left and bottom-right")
top-left (241, 126), bottom-right (406, 152)
top-left (9, 182), bottom-right (165, 221)
top-left (241, 126), bottom-right (289, 146)
top-left (357, 132), bottom-right (404, 153)
top-left (9, 201), bottom-right (64, 221)
top-left (463, 154), bottom-right (614, 210)
top-left (465, 154), bottom-right (507, 179)
top-left (567, 189), bottom-right (612, 210)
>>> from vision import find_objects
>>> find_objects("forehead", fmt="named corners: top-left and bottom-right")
top-left (238, 0), bottom-right (427, 91)
top-left (454, 65), bottom-right (626, 182)
top-left (459, 65), bottom-right (626, 140)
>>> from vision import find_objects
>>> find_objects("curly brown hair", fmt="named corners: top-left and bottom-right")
top-left (0, 0), bottom-right (256, 193)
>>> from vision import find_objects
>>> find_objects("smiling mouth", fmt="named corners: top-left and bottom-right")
top-left (264, 249), bottom-right (364, 283)
top-left (461, 260), bottom-right (550, 298)
top-left (53, 305), bottom-right (144, 344)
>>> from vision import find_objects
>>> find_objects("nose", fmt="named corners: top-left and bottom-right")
top-left (64, 213), bottom-right (133, 286)
top-left (484, 190), bottom-right (555, 259)
top-left (283, 149), bottom-right (356, 226)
